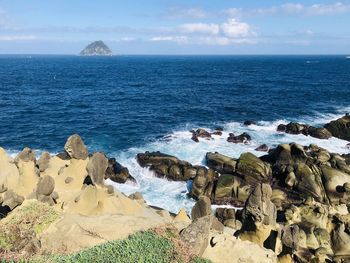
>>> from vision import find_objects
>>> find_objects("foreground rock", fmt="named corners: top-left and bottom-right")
top-left (324, 114), bottom-right (350, 141)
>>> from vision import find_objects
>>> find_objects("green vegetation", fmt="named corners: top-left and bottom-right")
top-left (0, 200), bottom-right (59, 252)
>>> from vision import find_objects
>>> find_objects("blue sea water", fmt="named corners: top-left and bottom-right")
top-left (0, 55), bottom-right (349, 212)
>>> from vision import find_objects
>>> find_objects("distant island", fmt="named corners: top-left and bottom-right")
top-left (79, 41), bottom-right (112, 56)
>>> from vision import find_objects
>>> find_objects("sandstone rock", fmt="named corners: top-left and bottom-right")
top-left (307, 127), bottom-right (332, 139)
top-left (180, 215), bottom-right (211, 256)
top-left (37, 151), bottom-right (50, 172)
top-left (2, 190), bottom-right (24, 210)
top-left (86, 152), bottom-right (108, 186)
top-left (332, 221), bottom-right (350, 257)
top-left (64, 134), bottom-right (88, 160)
top-left (36, 176), bottom-right (55, 196)
top-left (15, 147), bottom-right (36, 164)
top-left (238, 183), bottom-right (277, 246)
top-left (128, 192), bottom-right (144, 201)
top-left (191, 196), bottom-right (211, 220)
top-left (324, 115), bottom-right (350, 141)
top-left (174, 208), bottom-right (191, 224)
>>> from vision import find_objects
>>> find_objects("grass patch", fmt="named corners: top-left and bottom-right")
top-left (0, 200), bottom-right (59, 253)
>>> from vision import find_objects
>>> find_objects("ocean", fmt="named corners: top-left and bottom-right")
top-left (0, 55), bottom-right (349, 213)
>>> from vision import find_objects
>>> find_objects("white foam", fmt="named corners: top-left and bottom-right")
top-left (109, 117), bottom-right (349, 214)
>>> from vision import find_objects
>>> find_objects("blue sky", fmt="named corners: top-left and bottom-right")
top-left (0, 0), bottom-right (350, 54)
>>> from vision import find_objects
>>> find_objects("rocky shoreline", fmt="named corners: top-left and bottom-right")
top-left (0, 114), bottom-right (350, 262)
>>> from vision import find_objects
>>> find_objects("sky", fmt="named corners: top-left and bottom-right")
top-left (0, 0), bottom-right (350, 54)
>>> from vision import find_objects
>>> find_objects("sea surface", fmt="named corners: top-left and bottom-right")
top-left (0, 55), bottom-right (349, 213)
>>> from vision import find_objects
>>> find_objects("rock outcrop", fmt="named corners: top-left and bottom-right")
top-left (324, 114), bottom-right (350, 141)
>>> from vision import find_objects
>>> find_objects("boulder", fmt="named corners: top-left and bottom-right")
top-left (332, 221), bottom-right (350, 257)
top-left (214, 174), bottom-right (251, 206)
top-left (2, 190), bottom-right (24, 210)
top-left (105, 158), bottom-right (134, 184)
top-left (215, 208), bottom-right (237, 228)
top-left (36, 176), bottom-right (55, 196)
top-left (238, 184), bottom-right (277, 247)
top-left (236, 152), bottom-right (272, 185)
top-left (324, 115), bottom-right (350, 141)
top-left (191, 196), bottom-right (211, 220)
top-left (321, 166), bottom-right (350, 204)
top-left (136, 151), bottom-right (195, 181)
top-left (64, 134), bottom-right (88, 160)
top-left (180, 215), bottom-right (211, 256)
top-left (15, 147), bottom-right (36, 164)
top-left (190, 168), bottom-right (215, 198)
top-left (86, 152), bottom-right (108, 186)
top-left (37, 151), bottom-right (50, 172)
top-left (191, 128), bottom-right (212, 142)
top-left (307, 127), bottom-right (332, 139)
top-left (227, 132), bottom-right (251, 144)
top-left (255, 144), bottom-right (269, 152)
top-left (206, 152), bottom-right (236, 174)
top-left (244, 120), bottom-right (256, 126)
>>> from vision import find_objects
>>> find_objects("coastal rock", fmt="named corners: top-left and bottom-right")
top-left (213, 174), bottom-right (251, 206)
top-left (37, 152), bottom-right (50, 172)
top-left (191, 128), bottom-right (212, 142)
top-left (64, 134), bottom-right (88, 160)
top-left (277, 122), bottom-right (332, 139)
top-left (206, 152), bottom-right (236, 174)
top-left (15, 147), bottom-right (36, 164)
top-left (237, 183), bottom-right (277, 247)
top-left (80, 40), bottom-right (112, 56)
top-left (180, 215), bottom-right (212, 256)
top-left (137, 151), bottom-right (200, 181)
top-left (244, 120), bottom-right (256, 126)
top-left (236, 152), bottom-right (272, 186)
top-left (332, 221), bottom-right (350, 257)
top-left (227, 132), bottom-right (251, 144)
top-left (324, 115), bottom-right (350, 141)
top-left (191, 196), bottom-right (211, 220)
top-left (255, 144), bottom-right (269, 152)
top-left (36, 175), bottom-right (55, 196)
top-left (105, 158), bottom-right (135, 184)
top-left (2, 190), bottom-right (24, 210)
top-left (215, 208), bottom-right (237, 228)
top-left (86, 152), bottom-right (108, 186)
top-left (190, 167), bottom-right (215, 198)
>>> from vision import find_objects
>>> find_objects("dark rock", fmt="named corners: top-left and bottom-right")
top-left (277, 124), bottom-right (287, 132)
top-left (206, 152), bottom-right (236, 175)
top-left (236, 152), bottom-right (272, 185)
top-left (105, 158), bottom-right (134, 184)
top-left (324, 115), bottom-right (350, 141)
top-left (191, 128), bottom-right (212, 142)
top-left (86, 152), bottom-right (108, 186)
top-left (308, 127), bottom-right (332, 139)
top-left (211, 131), bottom-right (222, 136)
top-left (255, 144), bottom-right (269, 152)
top-left (278, 122), bottom-right (333, 140)
top-left (244, 120), bottom-right (256, 126)
top-left (64, 134), bottom-right (88, 160)
top-left (56, 152), bottom-right (71, 160)
top-left (137, 151), bottom-right (199, 181)
top-left (227, 132), bottom-right (251, 144)
top-left (215, 208), bottom-right (237, 228)
top-left (191, 196), bottom-right (211, 220)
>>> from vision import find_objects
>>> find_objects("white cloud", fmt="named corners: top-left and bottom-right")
top-left (308, 2), bottom-right (350, 15)
top-left (0, 35), bottom-right (37, 41)
top-left (178, 23), bottom-right (219, 35)
top-left (281, 3), bottom-right (304, 13)
top-left (149, 36), bottom-right (188, 44)
top-left (221, 19), bottom-right (254, 38)
top-left (163, 7), bottom-right (207, 19)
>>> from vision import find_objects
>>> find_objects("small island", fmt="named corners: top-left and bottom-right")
top-left (79, 41), bottom-right (112, 56)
